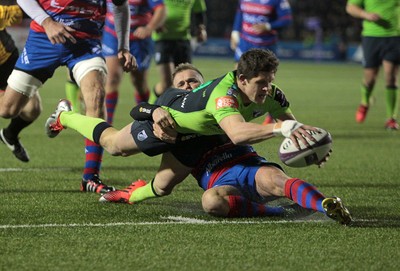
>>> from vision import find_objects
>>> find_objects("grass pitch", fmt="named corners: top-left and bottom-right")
top-left (1, 58), bottom-right (399, 271)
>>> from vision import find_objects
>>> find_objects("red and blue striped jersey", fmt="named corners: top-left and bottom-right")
top-left (232, 0), bottom-right (292, 46)
top-left (30, 0), bottom-right (107, 39)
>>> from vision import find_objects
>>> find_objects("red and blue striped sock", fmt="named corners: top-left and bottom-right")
top-left (227, 195), bottom-right (283, 217)
top-left (82, 138), bottom-right (104, 180)
top-left (284, 178), bottom-right (325, 212)
top-left (135, 89), bottom-right (150, 105)
top-left (106, 91), bottom-right (119, 124)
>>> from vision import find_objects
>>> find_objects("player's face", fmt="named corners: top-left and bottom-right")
top-left (173, 70), bottom-right (204, 91)
top-left (240, 71), bottom-right (275, 104)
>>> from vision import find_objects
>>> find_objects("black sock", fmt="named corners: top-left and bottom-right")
top-left (92, 122), bottom-right (112, 144)
top-left (4, 116), bottom-right (33, 139)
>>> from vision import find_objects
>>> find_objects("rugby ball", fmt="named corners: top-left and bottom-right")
top-left (278, 128), bottom-right (332, 167)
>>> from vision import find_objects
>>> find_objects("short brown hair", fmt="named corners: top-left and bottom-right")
top-left (237, 49), bottom-right (279, 79)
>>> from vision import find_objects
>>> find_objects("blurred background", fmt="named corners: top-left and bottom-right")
top-left (7, 0), bottom-right (363, 62)
top-left (201, 0), bottom-right (362, 62)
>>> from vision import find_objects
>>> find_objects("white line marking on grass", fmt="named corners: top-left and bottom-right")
top-left (163, 216), bottom-right (211, 223)
top-left (0, 216), bottom-right (333, 229)
top-left (0, 216), bottom-right (383, 230)
top-left (0, 167), bottom-right (73, 172)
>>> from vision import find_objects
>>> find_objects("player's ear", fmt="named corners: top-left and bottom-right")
top-left (238, 74), bottom-right (247, 85)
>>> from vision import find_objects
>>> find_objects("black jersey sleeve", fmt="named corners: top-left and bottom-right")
top-left (130, 103), bottom-right (160, 121)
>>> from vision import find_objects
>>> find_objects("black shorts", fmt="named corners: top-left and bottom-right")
top-left (130, 119), bottom-right (231, 167)
top-left (171, 135), bottom-right (231, 168)
top-left (154, 40), bottom-right (191, 65)
top-left (362, 36), bottom-right (400, 68)
top-left (0, 48), bottom-right (18, 90)
top-left (130, 120), bottom-right (174, 156)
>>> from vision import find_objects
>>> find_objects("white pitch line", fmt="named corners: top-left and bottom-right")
top-left (0, 216), bottom-right (333, 229)
top-left (0, 167), bottom-right (73, 172)
top-left (0, 216), bottom-right (384, 230)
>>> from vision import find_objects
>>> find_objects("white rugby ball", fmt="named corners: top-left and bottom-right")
top-left (278, 128), bottom-right (332, 167)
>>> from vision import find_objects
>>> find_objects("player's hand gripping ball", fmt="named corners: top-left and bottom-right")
top-left (279, 128), bottom-right (332, 167)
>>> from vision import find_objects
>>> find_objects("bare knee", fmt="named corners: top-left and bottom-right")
top-left (255, 166), bottom-right (289, 198)
top-left (202, 190), bottom-right (229, 217)
top-left (0, 106), bottom-right (19, 118)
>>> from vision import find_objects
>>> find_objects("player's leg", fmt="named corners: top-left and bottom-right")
top-left (201, 185), bottom-right (284, 218)
top-left (99, 152), bottom-right (192, 204)
top-left (131, 151), bottom-right (191, 201)
top-left (0, 49), bottom-right (32, 162)
top-left (65, 71), bottom-right (81, 113)
top-left (50, 107), bottom-right (141, 157)
top-left (356, 37), bottom-right (380, 123)
top-left (150, 40), bottom-right (174, 103)
top-left (255, 166), bottom-right (326, 212)
top-left (131, 69), bottom-right (150, 104)
top-left (0, 70), bottom-right (43, 162)
top-left (0, 90), bottom-right (37, 162)
top-left (382, 60), bottom-right (399, 129)
top-left (102, 29), bottom-right (121, 124)
top-left (104, 56), bottom-right (122, 124)
top-left (71, 55), bottom-right (109, 190)
top-left (131, 39), bottom-right (152, 105)
top-left (200, 164), bottom-right (285, 218)
top-left (154, 62), bottom-right (174, 95)
top-left (255, 165), bottom-right (352, 225)
top-left (79, 69), bottom-right (107, 184)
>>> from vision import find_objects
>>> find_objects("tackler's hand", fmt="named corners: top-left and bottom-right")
top-left (153, 123), bottom-right (178, 144)
top-left (152, 107), bottom-right (176, 130)
top-left (118, 49), bottom-right (137, 72)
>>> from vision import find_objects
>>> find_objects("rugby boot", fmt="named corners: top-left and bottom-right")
top-left (99, 179), bottom-right (147, 204)
top-left (322, 197), bottom-right (352, 225)
top-left (384, 118), bottom-right (399, 130)
top-left (81, 174), bottom-right (116, 194)
top-left (45, 99), bottom-right (72, 138)
top-left (355, 104), bottom-right (369, 123)
top-left (0, 129), bottom-right (29, 162)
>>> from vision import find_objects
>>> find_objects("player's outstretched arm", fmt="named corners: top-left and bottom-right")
top-left (219, 115), bottom-right (318, 148)
top-left (218, 114), bottom-right (276, 145)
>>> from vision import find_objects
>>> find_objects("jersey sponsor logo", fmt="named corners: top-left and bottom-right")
top-left (180, 93), bottom-right (189, 108)
top-left (21, 48), bottom-right (29, 64)
top-left (215, 96), bottom-right (238, 110)
top-left (139, 106), bottom-right (151, 114)
top-left (241, 3), bottom-right (271, 15)
top-left (50, 0), bottom-right (99, 16)
top-left (204, 151), bottom-right (233, 176)
top-left (137, 130), bottom-right (148, 141)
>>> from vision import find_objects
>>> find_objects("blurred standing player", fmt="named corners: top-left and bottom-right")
top-left (230, 0), bottom-right (292, 125)
top-left (0, 1), bottom-right (27, 161)
top-left (346, 0), bottom-right (400, 130)
top-left (0, 0), bottom-right (136, 193)
top-left (150, 0), bottom-right (207, 102)
top-left (102, 0), bottom-right (166, 124)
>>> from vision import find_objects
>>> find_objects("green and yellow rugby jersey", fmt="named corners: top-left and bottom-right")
top-left (347, 0), bottom-right (400, 37)
top-left (156, 71), bottom-right (292, 135)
